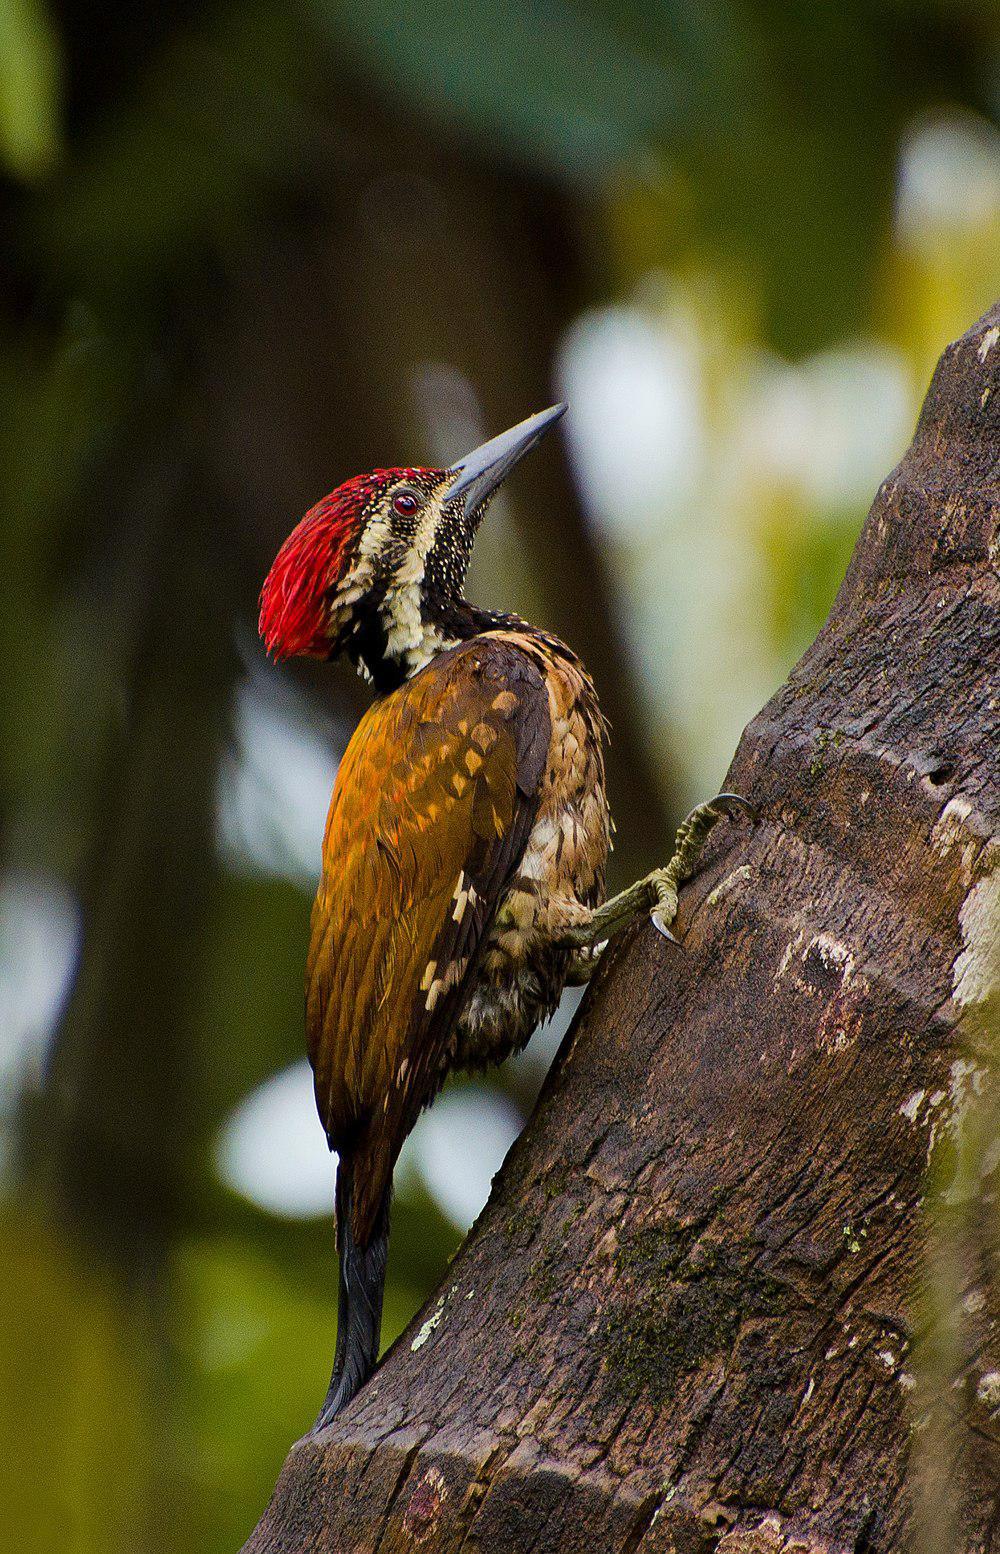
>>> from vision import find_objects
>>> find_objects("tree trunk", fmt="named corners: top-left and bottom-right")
top-left (243, 303), bottom-right (1000, 1554)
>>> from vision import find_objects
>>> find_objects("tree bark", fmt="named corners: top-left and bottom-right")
top-left (243, 303), bottom-right (1000, 1554)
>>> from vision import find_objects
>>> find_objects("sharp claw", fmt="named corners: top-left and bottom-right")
top-left (707, 792), bottom-right (757, 824)
top-left (651, 911), bottom-right (682, 946)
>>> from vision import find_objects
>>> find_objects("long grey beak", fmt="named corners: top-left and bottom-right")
top-left (444, 403), bottom-right (567, 510)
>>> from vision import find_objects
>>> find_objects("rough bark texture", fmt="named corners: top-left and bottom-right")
top-left (244, 304), bottom-right (1000, 1554)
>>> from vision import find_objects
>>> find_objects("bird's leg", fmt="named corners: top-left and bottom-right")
top-left (556, 793), bottom-right (754, 952)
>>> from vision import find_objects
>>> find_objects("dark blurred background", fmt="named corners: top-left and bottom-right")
top-left (1, 1), bottom-right (998, 1548)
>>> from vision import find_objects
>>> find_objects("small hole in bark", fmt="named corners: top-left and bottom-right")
top-left (926, 761), bottom-right (954, 786)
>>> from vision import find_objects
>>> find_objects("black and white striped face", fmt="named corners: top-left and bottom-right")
top-left (320, 406), bottom-right (567, 688)
top-left (357, 470), bottom-right (479, 607)
top-left (330, 468), bottom-right (484, 684)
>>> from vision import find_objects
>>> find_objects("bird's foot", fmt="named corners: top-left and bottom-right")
top-left (553, 794), bottom-right (754, 954)
top-left (649, 872), bottom-right (680, 942)
top-left (648, 792), bottom-right (755, 943)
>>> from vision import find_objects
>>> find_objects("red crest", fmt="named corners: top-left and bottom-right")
top-left (259, 472), bottom-right (387, 660)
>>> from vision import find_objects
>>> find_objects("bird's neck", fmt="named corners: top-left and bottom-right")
top-left (348, 587), bottom-right (515, 694)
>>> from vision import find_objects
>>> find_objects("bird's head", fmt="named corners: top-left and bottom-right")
top-left (259, 404), bottom-right (565, 682)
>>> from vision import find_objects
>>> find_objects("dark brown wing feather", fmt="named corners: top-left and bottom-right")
top-left (306, 636), bottom-right (550, 1241)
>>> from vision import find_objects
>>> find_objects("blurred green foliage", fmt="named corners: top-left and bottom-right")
top-left (0, 1), bottom-right (997, 1550)
top-left (0, 0), bottom-right (60, 179)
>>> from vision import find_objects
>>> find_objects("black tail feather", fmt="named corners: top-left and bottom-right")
top-left (314, 1158), bottom-right (390, 1430)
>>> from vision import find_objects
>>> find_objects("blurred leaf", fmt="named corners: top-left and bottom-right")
top-left (0, 316), bottom-right (133, 868)
top-left (30, 3), bottom-right (320, 304)
top-left (193, 876), bottom-right (313, 1129)
top-left (0, 0), bottom-right (60, 180)
top-left (761, 500), bottom-right (865, 665)
top-left (170, 1233), bottom-right (428, 1550)
top-left (0, 1205), bottom-right (157, 1554)
top-left (311, 0), bottom-right (688, 178)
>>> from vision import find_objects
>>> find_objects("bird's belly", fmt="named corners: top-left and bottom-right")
top-left (452, 783), bottom-right (608, 1069)
top-left (453, 946), bottom-right (566, 1070)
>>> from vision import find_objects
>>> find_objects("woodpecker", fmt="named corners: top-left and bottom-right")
top-left (259, 405), bottom-right (752, 1428)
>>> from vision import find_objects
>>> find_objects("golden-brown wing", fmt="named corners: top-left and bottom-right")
top-left (306, 636), bottom-right (550, 1239)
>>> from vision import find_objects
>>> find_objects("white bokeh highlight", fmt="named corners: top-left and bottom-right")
top-left (739, 344), bottom-right (914, 509)
top-left (215, 1059), bottom-right (526, 1232)
top-left (0, 870), bottom-right (80, 1095)
top-left (215, 1059), bottom-right (335, 1219)
top-left (559, 299), bottom-right (703, 533)
top-left (402, 1085), bottom-right (523, 1232)
top-left (897, 114), bottom-right (1000, 240)
top-left (217, 678), bottom-right (342, 885)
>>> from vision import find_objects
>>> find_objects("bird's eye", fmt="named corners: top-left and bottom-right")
top-left (393, 492), bottom-right (419, 517)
